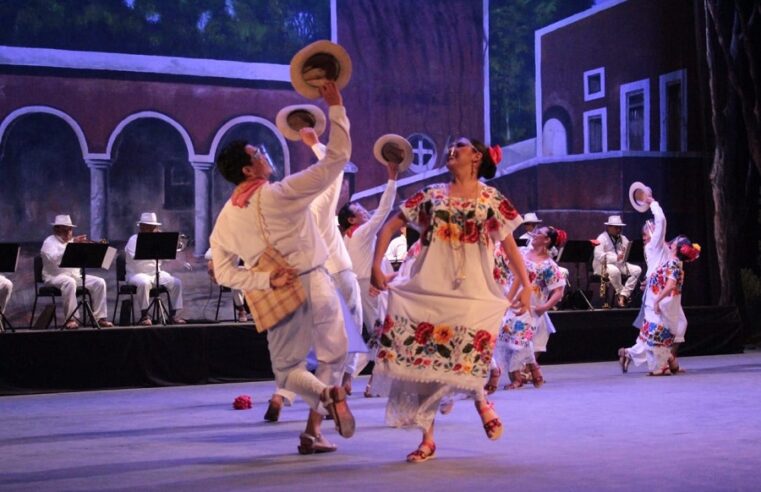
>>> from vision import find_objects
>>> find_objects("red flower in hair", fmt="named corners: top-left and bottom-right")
top-left (555, 229), bottom-right (568, 248)
top-left (489, 145), bottom-right (503, 165)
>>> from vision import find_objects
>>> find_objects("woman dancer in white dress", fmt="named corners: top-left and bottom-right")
top-left (371, 138), bottom-right (531, 463)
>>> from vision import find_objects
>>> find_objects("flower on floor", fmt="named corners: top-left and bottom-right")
top-left (233, 395), bottom-right (252, 410)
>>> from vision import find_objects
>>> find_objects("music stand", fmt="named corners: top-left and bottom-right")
top-left (60, 242), bottom-right (117, 329)
top-left (134, 232), bottom-right (178, 326)
top-left (0, 243), bottom-right (20, 333)
top-left (516, 237), bottom-right (529, 248)
top-left (556, 240), bottom-right (595, 310)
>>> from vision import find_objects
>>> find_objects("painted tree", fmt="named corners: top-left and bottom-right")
top-left (704, 0), bottom-right (761, 306)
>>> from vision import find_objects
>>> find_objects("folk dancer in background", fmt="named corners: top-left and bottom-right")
top-left (40, 214), bottom-right (112, 329)
top-left (210, 82), bottom-right (355, 455)
top-left (125, 212), bottom-right (185, 325)
top-left (593, 215), bottom-right (641, 308)
top-left (204, 248), bottom-right (248, 323)
top-left (264, 123), bottom-right (364, 422)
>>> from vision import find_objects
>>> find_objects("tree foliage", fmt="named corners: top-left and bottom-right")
top-left (489, 0), bottom-right (592, 145)
top-left (0, 0), bottom-right (330, 64)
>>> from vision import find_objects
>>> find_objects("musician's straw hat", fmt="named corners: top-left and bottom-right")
top-left (604, 215), bottom-right (626, 226)
top-left (522, 212), bottom-right (542, 224)
top-left (137, 212), bottom-right (162, 226)
top-left (51, 214), bottom-right (76, 228)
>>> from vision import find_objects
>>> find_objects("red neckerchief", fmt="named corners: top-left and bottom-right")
top-left (345, 224), bottom-right (360, 238)
top-left (231, 179), bottom-right (267, 208)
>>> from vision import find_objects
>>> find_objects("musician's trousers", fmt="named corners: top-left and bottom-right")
top-left (128, 272), bottom-right (183, 312)
top-left (45, 274), bottom-right (108, 320)
top-left (605, 262), bottom-right (642, 297)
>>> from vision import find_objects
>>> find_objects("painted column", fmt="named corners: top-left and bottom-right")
top-left (191, 161), bottom-right (213, 257)
top-left (86, 159), bottom-right (111, 241)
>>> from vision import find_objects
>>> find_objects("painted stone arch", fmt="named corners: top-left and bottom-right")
top-left (0, 106), bottom-right (91, 240)
top-left (209, 116), bottom-right (290, 219)
top-left (107, 112), bottom-right (197, 241)
top-left (541, 106), bottom-right (573, 157)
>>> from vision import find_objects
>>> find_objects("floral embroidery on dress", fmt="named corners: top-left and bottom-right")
top-left (377, 314), bottom-right (495, 378)
top-left (639, 320), bottom-right (674, 347)
top-left (648, 259), bottom-right (684, 296)
top-left (401, 184), bottom-right (520, 249)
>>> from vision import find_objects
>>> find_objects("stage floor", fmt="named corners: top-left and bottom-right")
top-left (1, 352), bottom-right (760, 491)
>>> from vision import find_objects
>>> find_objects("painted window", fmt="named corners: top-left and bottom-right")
top-left (583, 108), bottom-right (607, 153)
top-left (584, 67), bottom-right (605, 101)
top-left (659, 69), bottom-right (688, 152)
top-left (620, 79), bottom-right (650, 151)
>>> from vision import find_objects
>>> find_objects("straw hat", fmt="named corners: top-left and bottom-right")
top-left (604, 215), bottom-right (626, 226)
top-left (628, 181), bottom-right (652, 213)
top-left (275, 104), bottom-right (327, 142)
top-left (51, 214), bottom-right (76, 228)
top-left (137, 212), bottom-right (162, 226)
top-left (522, 212), bottom-right (542, 224)
top-left (290, 40), bottom-right (352, 100)
top-left (372, 134), bottom-right (413, 172)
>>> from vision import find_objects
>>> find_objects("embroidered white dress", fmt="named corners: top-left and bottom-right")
top-left (373, 183), bottom-right (522, 430)
top-left (494, 248), bottom-right (564, 373)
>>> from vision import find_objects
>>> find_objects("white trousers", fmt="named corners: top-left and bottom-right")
top-left (128, 272), bottom-right (183, 312)
top-left (0, 275), bottom-right (12, 313)
top-left (605, 263), bottom-right (642, 298)
top-left (334, 269), bottom-right (364, 375)
top-left (266, 268), bottom-right (347, 411)
top-left (45, 274), bottom-right (108, 320)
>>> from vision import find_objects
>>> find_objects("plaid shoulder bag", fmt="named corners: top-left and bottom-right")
top-left (244, 191), bottom-right (306, 332)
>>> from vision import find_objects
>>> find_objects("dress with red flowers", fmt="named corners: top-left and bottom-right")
top-left (373, 183), bottom-right (522, 430)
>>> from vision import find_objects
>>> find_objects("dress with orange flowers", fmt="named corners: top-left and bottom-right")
top-left (373, 183), bottom-right (522, 430)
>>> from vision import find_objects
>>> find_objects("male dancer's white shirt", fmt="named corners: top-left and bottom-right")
top-left (210, 105), bottom-right (351, 411)
top-left (344, 180), bottom-right (397, 280)
top-left (644, 201), bottom-right (669, 279)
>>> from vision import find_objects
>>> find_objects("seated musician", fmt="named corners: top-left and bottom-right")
top-left (592, 215), bottom-right (642, 307)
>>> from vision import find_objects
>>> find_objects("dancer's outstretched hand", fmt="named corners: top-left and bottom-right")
top-left (319, 81), bottom-right (342, 106)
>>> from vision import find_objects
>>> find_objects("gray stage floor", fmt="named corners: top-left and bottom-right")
top-left (1, 352), bottom-right (760, 491)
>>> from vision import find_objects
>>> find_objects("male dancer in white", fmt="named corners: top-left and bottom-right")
top-left (338, 160), bottom-right (399, 390)
top-left (40, 214), bottom-right (113, 329)
top-left (264, 126), bottom-right (364, 421)
top-left (211, 82), bottom-right (355, 455)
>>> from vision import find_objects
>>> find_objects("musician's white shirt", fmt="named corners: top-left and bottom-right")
top-left (125, 234), bottom-right (164, 277)
top-left (40, 235), bottom-right (80, 281)
top-left (592, 231), bottom-right (631, 275)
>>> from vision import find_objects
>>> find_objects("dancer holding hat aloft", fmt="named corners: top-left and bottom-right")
top-left (370, 137), bottom-right (531, 463)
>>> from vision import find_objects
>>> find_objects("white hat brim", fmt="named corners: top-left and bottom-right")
top-left (51, 222), bottom-right (77, 227)
top-left (137, 221), bottom-right (162, 226)
top-left (290, 40), bottom-right (352, 100)
top-left (628, 181), bottom-right (652, 213)
top-left (373, 134), bottom-right (413, 173)
top-left (604, 221), bottom-right (627, 226)
top-left (275, 104), bottom-right (327, 141)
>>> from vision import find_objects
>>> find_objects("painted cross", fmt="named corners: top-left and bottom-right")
top-left (408, 133), bottom-right (437, 174)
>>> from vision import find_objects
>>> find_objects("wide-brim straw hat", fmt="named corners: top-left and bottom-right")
top-left (290, 40), bottom-right (352, 100)
top-left (373, 134), bottom-right (413, 173)
top-left (51, 214), bottom-right (76, 228)
top-left (137, 212), bottom-right (162, 226)
top-left (275, 104), bottom-right (327, 142)
top-left (522, 212), bottom-right (542, 224)
top-left (628, 181), bottom-right (652, 213)
top-left (604, 215), bottom-right (626, 226)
